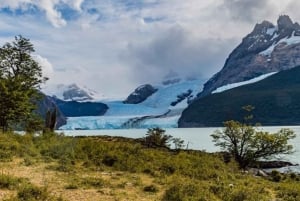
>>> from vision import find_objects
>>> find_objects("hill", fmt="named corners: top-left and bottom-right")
top-left (0, 132), bottom-right (298, 200)
top-left (179, 66), bottom-right (300, 127)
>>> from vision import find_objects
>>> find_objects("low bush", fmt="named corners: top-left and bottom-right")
top-left (143, 184), bottom-right (158, 193)
top-left (0, 174), bottom-right (22, 190)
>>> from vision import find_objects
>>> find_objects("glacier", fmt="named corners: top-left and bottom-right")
top-left (59, 73), bottom-right (280, 130)
top-left (60, 79), bottom-right (204, 130)
top-left (58, 72), bottom-right (281, 130)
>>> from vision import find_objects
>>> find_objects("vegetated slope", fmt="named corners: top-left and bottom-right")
top-left (0, 133), bottom-right (299, 201)
top-left (179, 65), bottom-right (300, 127)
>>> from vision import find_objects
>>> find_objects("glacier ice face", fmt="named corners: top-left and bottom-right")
top-left (60, 79), bottom-right (205, 130)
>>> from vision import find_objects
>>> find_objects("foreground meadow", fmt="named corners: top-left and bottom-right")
top-left (0, 132), bottom-right (298, 201)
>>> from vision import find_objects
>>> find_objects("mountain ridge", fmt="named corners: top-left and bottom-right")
top-left (179, 65), bottom-right (300, 127)
top-left (198, 15), bottom-right (300, 98)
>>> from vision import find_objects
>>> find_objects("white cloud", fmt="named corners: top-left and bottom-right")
top-left (32, 54), bottom-right (54, 79)
top-left (0, 1), bottom-right (300, 97)
top-left (37, 0), bottom-right (66, 28)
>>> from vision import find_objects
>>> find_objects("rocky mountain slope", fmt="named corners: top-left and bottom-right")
top-left (179, 66), bottom-right (300, 127)
top-left (199, 15), bottom-right (300, 97)
top-left (123, 84), bottom-right (158, 104)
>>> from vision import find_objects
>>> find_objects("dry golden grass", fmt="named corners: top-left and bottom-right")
top-left (0, 158), bottom-right (163, 201)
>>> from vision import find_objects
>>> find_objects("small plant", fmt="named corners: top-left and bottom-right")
top-left (143, 184), bottom-right (159, 193)
top-left (17, 185), bottom-right (50, 201)
top-left (271, 170), bottom-right (282, 182)
top-left (0, 174), bottom-right (20, 190)
top-left (65, 184), bottom-right (78, 190)
top-left (81, 177), bottom-right (105, 188)
top-left (172, 137), bottom-right (185, 150)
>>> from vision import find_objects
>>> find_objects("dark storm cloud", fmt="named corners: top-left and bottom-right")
top-left (125, 26), bottom-right (237, 84)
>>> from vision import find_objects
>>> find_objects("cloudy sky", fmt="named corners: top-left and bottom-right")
top-left (0, 0), bottom-right (300, 97)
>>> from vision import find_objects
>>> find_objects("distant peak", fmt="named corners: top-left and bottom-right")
top-left (252, 20), bottom-right (274, 34)
top-left (277, 15), bottom-right (293, 25)
top-left (277, 15), bottom-right (294, 31)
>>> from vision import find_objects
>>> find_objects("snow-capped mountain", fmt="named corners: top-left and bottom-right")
top-left (42, 83), bottom-right (105, 102)
top-left (199, 15), bottom-right (300, 97)
top-left (60, 78), bottom-right (205, 130)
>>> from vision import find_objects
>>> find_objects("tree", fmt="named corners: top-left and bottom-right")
top-left (0, 35), bottom-right (47, 132)
top-left (144, 127), bottom-right (173, 148)
top-left (211, 120), bottom-right (296, 169)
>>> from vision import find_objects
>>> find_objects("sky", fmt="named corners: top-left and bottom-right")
top-left (0, 0), bottom-right (300, 98)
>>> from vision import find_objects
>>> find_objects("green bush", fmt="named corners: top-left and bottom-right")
top-left (163, 182), bottom-right (216, 201)
top-left (271, 170), bottom-right (282, 182)
top-left (17, 185), bottom-right (50, 201)
top-left (0, 174), bottom-right (21, 190)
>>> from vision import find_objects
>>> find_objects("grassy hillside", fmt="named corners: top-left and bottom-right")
top-left (0, 132), bottom-right (298, 200)
top-left (179, 66), bottom-right (300, 127)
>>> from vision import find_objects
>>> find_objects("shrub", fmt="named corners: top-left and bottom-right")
top-left (0, 174), bottom-right (21, 190)
top-left (143, 184), bottom-right (158, 193)
top-left (81, 177), bottom-right (105, 188)
top-left (17, 185), bottom-right (50, 201)
top-left (271, 170), bottom-right (282, 182)
top-left (144, 127), bottom-right (172, 148)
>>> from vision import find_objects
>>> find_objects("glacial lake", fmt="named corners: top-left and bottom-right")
top-left (62, 126), bottom-right (300, 173)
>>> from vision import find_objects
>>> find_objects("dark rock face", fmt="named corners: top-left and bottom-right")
top-left (35, 94), bottom-right (67, 129)
top-left (199, 15), bottom-right (300, 97)
top-left (123, 84), bottom-right (158, 104)
top-left (52, 98), bottom-right (108, 117)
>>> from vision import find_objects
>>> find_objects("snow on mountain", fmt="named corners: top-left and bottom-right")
top-left (42, 83), bottom-right (105, 102)
top-left (60, 78), bottom-right (205, 130)
top-left (141, 79), bottom-right (204, 109)
top-left (212, 72), bottom-right (277, 94)
top-left (260, 32), bottom-right (300, 56)
top-left (199, 15), bottom-right (300, 98)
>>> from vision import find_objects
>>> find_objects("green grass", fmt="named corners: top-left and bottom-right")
top-left (0, 131), bottom-right (298, 200)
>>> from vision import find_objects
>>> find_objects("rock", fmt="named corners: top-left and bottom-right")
top-left (123, 84), bottom-right (158, 104)
top-left (248, 168), bottom-right (268, 177)
top-left (257, 169), bottom-right (268, 177)
top-left (198, 15), bottom-right (300, 98)
top-left (253, 161), bottom-right (296, 169)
